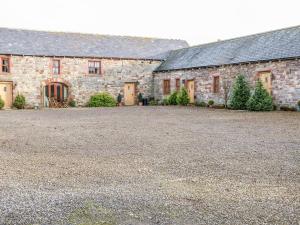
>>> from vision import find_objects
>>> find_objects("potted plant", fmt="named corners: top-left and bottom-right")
top-left (138, 93), bottom-right (143, 106)
top-left (117, 93), bottom-right (122, 106)
top-left (208, 100), bottom-right (214, 108)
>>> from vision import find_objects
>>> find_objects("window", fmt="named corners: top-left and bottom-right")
top-left (88, 61), bottom-right (101, 75)
top-left (1, 58), bottom-right (10, 73)
top-left (52, 59), bottom-right (60, 75)
top-left (175, 78), bottom-right (180, 91)
top-left (213, 76), bottom-right (220, 93)
top-left (163, 79), bottom-right (170, 95)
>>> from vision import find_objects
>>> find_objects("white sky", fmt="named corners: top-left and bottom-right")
top-left (0, 0), bottom-right (299, 45)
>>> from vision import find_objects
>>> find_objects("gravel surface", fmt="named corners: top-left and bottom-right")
top-left (0, 107), bottom-right (299, 225)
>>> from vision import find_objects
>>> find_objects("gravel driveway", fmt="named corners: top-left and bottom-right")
top-left (0, 107), bottom-right (299, 225)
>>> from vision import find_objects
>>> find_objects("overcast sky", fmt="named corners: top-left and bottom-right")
top-left (1, 0), bottom-right (299, 45)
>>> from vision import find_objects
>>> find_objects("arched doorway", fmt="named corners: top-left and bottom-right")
top-left (44, 82), bottom-right (69, 107)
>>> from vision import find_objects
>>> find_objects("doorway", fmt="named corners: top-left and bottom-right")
top-left (44, 82), bottom-right (68, 107)
top-left (258, 71), bottom-right (272, 95)
top-left (186, 80), bottom-right (195, 104)
top-left (0, 82), bottom-right (13, 109)
top-left (124, 83), bottom-right (136, 106)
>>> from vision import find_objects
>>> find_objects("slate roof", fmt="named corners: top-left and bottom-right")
top-left (0, 27), bottom-right (188, 60)
top-left (156, 25), bottom-right (300, 71)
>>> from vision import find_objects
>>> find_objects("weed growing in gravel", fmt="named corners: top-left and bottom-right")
top-left (68, 201), bottom-right (116, 225)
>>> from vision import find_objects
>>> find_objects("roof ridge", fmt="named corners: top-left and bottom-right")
top-left (0, 26), bottom-right (187, 42)
top-left (170, 25), bottom-right (300, 53)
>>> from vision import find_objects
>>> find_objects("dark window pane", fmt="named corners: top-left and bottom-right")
top-left (2, 59), bottom-right (9, 73)
top-left (88, 61), bottom-right (100, 74)
top-left (57, 85), bottom-right (61, 102)
top-left (53, 60), bottom-right (60, 74)
top-left (51, 85), bottom-right (54, 97)
top-left (45, 86), bottom-right (49, 97)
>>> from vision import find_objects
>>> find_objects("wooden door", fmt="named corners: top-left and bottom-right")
top-left (124, 83), bottom-right (135, 106)
top-left (187, 80), bottom-right (195, 103)
top-left (0, 82), bottom-right (13, 109)
top-left (259, 72), bottom-right (272, 95)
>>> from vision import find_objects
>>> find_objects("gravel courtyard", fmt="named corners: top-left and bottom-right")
top-left (0, 107), bottom-right (299, 225)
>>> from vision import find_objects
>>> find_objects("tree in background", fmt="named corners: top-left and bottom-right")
top-left (177, 87), bottom-right (189, 106)
top-left (247, 80), bottom-right (273, 111)
top-left (229, 74), bottom-right (250, 110)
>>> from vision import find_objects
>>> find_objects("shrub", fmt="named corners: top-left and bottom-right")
top-left (68, 99), bottom-right (76, 107)
top-left (298, 100), bottom-right (300, 107)
top-left (280, 106), bottom-right (297, 111)
top-left (246, 80), bottom-right (273, 111)
top-left (0, 96), bottom-right (4, 109)
top-left (196, 101), bottom-right (207, 107)
top-left (149, 99), bottom-right (158, 106)
top-left (88, 92), bottom-right (117, 107)
top-left (13, 94), bottom-right (26, 109)
top-left (177, 87), bottom-right (189, 106)
top-left (168, 92), bottom-right (178, 105)
top-left (138, 93), bottom-right (143, 103)
top-left (208, 100), bottom-right (214, 106)
top-left (117, 94), bottom-right (122, 104)
top-left (162, 97), bottom-right (169, 106)
top-left (230, 74), bottom-right (251, 110)
top-left (212, 104), bottom-right (225, 109)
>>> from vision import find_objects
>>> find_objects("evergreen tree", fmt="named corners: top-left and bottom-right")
top-left (229, 74), bottom-right (251, 110)
top-left (177, 87), bottom-right (190, 106)
top-left (168, 91), bottom-right (178, 105)
top-left (247, 80), bottom-right (273, 111)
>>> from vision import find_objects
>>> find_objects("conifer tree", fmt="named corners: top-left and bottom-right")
top-left (247, 80), bottom-right (273, 111)
top-left (230, 74), bottom-right (251, 110)
top-left (177, 87), bottom-right (190, 106)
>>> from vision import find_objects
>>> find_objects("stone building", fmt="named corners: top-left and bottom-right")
top-left (0, 26), bottom-right (299, 109)
top-left (0, 28), bottom-right (188, 108)
top-left (154, 26), bottom-right (300, 108)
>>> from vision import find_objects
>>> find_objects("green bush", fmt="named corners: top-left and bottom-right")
top-left (246, 80), bottom-right (273, 111)
top-left (177, 87), bottom-right (189, 106)
top-left (280, 106), bottom-right (297, 111)
top-left (168, 91), bottom-right (178, 105)
top-left (149, 99), bottom-right (158, 106)
top-left (208, 100), bottom-right (214, 106)
top-left (212, 104), bottom-right (225, 109)
top-left (230, 74), bottom-right (251, 110)
top-left (196, 101), bottom-right (207, 107)
top-left (162, 97), bottom-right (169, 106)
top-left (138, 93), bottom-right (143, 103)
top-left (13, 94), bottom-right (26, 109)
top-left (88, 92), bottom-right (117, 107)
top-left (68, 99), bottom-right (76, 107)
top-left (117, 94), bottom-right (122, 104)
top-left (0, 96), bottom-right (4, 109)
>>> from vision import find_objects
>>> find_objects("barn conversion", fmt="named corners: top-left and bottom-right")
top-left (0, 26), bottom-right (299, 109)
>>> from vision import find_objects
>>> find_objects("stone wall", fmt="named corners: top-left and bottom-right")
top-left (154, 59), bottom-right (300, 107)
top-left (0, 55), bottom-right (161, 107)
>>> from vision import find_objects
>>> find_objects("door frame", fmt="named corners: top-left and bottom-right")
top-left (0, 81), bottom-right (13, 109)
top-left (124, 82), bottom-right (136, 106)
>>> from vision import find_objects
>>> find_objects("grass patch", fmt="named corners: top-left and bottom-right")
top-left (68, 201), bottom-right (116, 225)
